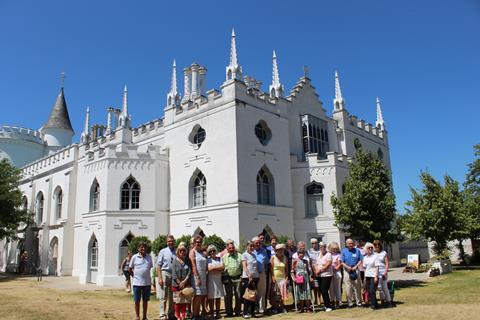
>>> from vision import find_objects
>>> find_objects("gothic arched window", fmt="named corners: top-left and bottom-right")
top-left (306, 183), bottom-right (324, 217)
top-left (90, 237), bottom-right (98, 268)
top-left (54, 187), bottom-right (63, 220)
top-left (120, 176), bottom-right (141, 210)
top-left (90, 179), bottom-right (100, 212)
top-left (35, 192), bottom-right (44, 223)
top-left (377, 148), bottom-right (384, 160)
top-left (354, 138), bottom-right (362, 151)
top-left (192, 171), bottom-right (207, 207)
top-left (257, 167), bottom-right (275, 205)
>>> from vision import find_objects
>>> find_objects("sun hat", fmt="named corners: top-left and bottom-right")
top-left (275, 243), bottom-right (286, 250)
top-left (181, 287), bottom-right (194, 298)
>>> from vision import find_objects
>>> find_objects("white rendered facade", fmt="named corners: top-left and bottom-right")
top-left (0, 32), bottom-right (393, 285)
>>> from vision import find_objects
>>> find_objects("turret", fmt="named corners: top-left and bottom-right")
top-left (40, 86), bottom-right (74, 148)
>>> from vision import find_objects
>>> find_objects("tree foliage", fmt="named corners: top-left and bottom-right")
top-left (151, 235), bottom-right (167, 255)
top-left (203, 234), bottom-right (226, 252)
top-left (128, 236), bottom-right (152, 254)
top-left (463, 144), bottom-right (480, 239)
top-left (402, 172), bottom-right (466, 255)
top-left (331, 150), bottom-right (397, 243)
top-left (175, 234), bottom-right (192, 248)
top-left (0, 159), bottom-right (32, 240)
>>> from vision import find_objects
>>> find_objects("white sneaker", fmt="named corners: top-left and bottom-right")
top-left (325, 308), bottom-right (333, 312)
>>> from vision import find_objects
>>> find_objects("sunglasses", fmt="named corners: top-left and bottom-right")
top-left (195, 241), bottom-right (202, 244)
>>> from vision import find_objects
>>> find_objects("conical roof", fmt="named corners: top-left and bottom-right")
top-left (42, 88), bottom-right (74, 132)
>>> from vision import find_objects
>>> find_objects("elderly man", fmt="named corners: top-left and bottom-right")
top-left (308, 238), bottom-right (321, 304)
top-left (341, 238), bottom-right (363, 307)
top-left (157, 235), bottom-right (176, 320)
top-left (253, 236), bottom-right (268, 314)
top-left (222, 241), bottom-right (242, 317)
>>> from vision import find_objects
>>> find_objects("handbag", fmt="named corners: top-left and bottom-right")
top-left (295, 274), bottom-right (304, 285)
top-left (243, 287), bottom-right (257, 302)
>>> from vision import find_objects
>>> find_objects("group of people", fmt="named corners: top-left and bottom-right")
top-left (125, 234), bottom-right (393, 320)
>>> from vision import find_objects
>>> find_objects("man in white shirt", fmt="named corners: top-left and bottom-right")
top-left (130, 242), bottom-right (154, 320)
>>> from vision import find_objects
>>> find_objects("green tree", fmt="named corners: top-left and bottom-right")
top-left (0, 159), bottom-right (32, 240)
top-left (151, 235), bottom-right (167, 255)
top-left (203, 234), bottom-right (226, 252)
top-left (331, 150), bottom-right (397, 243)
top-left (402, 172), bottom-right (465, 256)
top-left (128, 236), bottom-right (152, 254)
top-left (464, 144), bottom-right (480, 239)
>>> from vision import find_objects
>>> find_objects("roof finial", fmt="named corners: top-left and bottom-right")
top-left (60, 71), bottom-right (66, 88)
top-left (80, 106), bottom-right (90, 143)
top-left (376, 97), bottom-right (385, 129)
top-left (226, 28), bottom-right (242, 81)
top-left (269, 50), bottom-right (284, 98)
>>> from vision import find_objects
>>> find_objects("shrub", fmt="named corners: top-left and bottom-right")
top-left (128, 236), bottom-right (152, 254)
top-left (152, 235), bottom-right (168, 255)
top-left (203, 234), bottom-right (226, 252)
top-left (175, 235), bottom-right (192, 248)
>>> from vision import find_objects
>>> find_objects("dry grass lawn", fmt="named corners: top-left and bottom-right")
top-left (1, 269), bottom-right (479, 320)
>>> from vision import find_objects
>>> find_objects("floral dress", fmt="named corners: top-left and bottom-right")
top-left (294, 258), bottom-right (310, 301)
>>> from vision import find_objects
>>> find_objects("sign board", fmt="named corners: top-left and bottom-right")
top-left (407, 254), bottom-right (420, 268)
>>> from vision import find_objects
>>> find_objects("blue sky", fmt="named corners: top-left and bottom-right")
top-left (1, 0), bottom-right (479, 212)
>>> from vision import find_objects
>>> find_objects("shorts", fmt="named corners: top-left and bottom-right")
top-left (133, 285), bottom-right (151, 303)
top-left (123, 270), bottom-right (131, 281)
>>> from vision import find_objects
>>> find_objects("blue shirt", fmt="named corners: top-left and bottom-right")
top-left (341, 247), bottom-right (363, 268)
top-left (129, 253), bottom-right (153, 286)
top-left (157, 246), bottom-right (176, 272)
top-left (254, 247), bottom-right (268, 273)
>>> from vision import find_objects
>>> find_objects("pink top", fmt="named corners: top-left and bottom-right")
top-left (316, 252), bottom-right (333, 277)
top-left (331, 253), bottom-right (341, 271)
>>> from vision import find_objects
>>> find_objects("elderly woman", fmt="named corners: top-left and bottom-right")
top-left (373, 240), bottom-right (392, 307)
top-left (292, 249), bottom-right (312, 313)
top-left (241, 241), bottom-right (259, 319)
top-left (269, 243), bottom-right (288, 313)
top-left (316, 242), bottom-right (333, 312)
top-left (362, 242), bottom-right (379, 309)
top-left (172, 244), bottom-right (192, 320)
top-left (328, 242), bottom-right (342, 308)
top-left (207, 245), bottom-right (225, 319)
top-left (189, 235), bottom-right (208, 319)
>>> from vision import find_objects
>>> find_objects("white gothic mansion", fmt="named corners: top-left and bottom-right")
top-left (0, 31), bottom-right (393, 285)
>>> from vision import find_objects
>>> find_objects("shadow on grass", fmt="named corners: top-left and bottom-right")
top-left (393, 279), bottom-right (427, 291)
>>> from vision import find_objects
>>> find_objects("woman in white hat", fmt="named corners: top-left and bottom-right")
top-left (207, 245), bottom-right (225, 319)
top-left (172, 244), bottom-right (193, 320)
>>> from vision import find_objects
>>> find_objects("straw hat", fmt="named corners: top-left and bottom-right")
top-left (181, 287), bottom-right (194, 298)
top-left (275, 243), bottom-right (286, 250)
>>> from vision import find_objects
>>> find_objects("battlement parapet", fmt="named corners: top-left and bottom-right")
top-left (0, 126), bottom-right (45, 144)
top-left (21, 144), bottom-right (78, 179)
top-left (132, 118), bottom-right (164, 142)
top-left (347, 115), bottom-right (384, 140)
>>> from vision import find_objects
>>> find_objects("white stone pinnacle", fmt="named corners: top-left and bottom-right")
top-left (171, 59), bottom-right (178, 96)
top-left (376, 97), bottom-right (385, 129)
top-left (335, 70), bottom-right (343, 101)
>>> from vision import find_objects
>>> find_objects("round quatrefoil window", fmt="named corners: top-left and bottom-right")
top-left (255, 120), bottom-right (271, 146)
top-left (189, 125), bottom-right (206, 149)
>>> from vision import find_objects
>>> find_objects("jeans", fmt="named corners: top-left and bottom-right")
top-left (378, 274), bottom-right (392, 302)
top-left (224, 276), bottom-right (242, 316)
top-left (365, 276), bottom-right (378, 308)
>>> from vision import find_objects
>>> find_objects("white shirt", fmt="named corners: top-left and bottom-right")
top-left (363, 254), bottom-right (378, 278)
top-left (129, 253), bottom-right (153, 286)
top-left (375, 251), bottom-right (388, 275)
